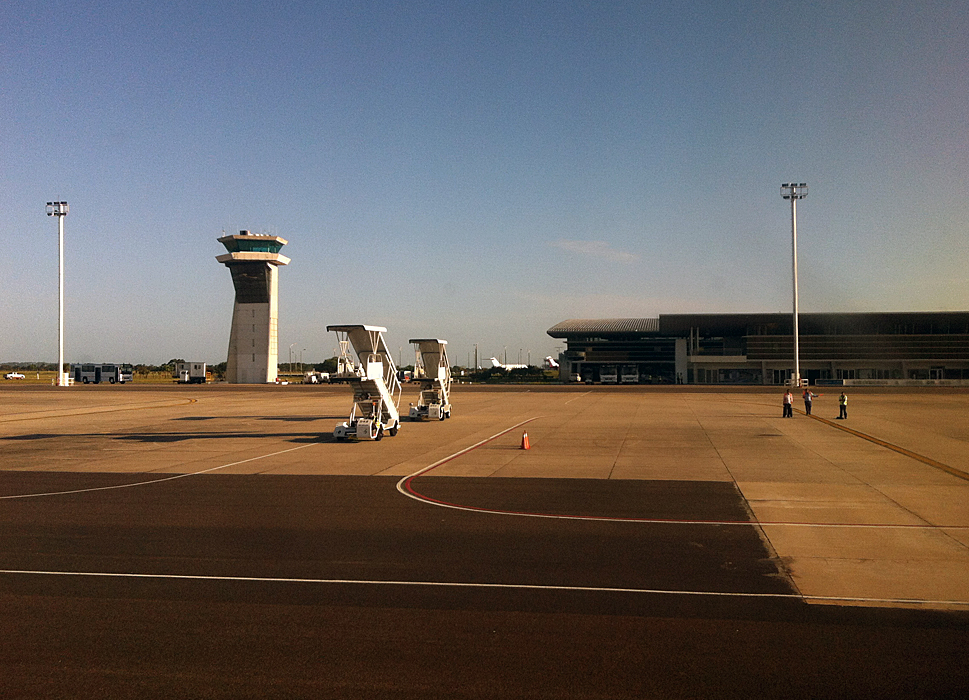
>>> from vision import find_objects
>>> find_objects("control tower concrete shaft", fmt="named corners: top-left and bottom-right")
top-left (216, 231), bottom-right (290, 384)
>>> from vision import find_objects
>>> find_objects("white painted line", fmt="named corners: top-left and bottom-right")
top-left (396, 417), bottom-right (538, 500)
top-left (0, 443), bottom-right (317, 500)
top-left (2, 568), bottom-right (967, 607)
top-left (563, 391), bottom-right (593, 405)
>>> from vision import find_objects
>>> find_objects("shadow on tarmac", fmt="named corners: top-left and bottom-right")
top-left (0, 432), bottom-right (331, 444)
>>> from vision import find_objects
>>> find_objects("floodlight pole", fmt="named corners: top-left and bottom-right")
top-left (780, 183), bottom-right (807, 388)
top-left (46, 201), bottom-right (69, 386)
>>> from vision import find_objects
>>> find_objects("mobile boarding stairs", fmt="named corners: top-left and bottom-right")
top-left (327, 325), bottom-right (402, 441)
top-left (408, 338), bottom-right (452, 421)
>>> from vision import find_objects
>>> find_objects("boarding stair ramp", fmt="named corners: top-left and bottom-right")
top-left (408, 338), bottom-right (452, 421)
top-left (327, 325), bottom-right (402, 440)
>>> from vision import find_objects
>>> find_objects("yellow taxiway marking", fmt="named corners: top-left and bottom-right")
top-left (803, 410), bottom-right (969, 482)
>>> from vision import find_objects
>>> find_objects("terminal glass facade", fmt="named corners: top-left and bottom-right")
top-left (548, 312), bottom-right (969, 386)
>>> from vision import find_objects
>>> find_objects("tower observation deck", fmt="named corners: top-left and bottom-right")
top-left (216, 231), bottom-right (290, 383)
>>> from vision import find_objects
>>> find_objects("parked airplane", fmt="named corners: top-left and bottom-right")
top-left (543, 356), bottom-right (560, 369)
top-left (486, 357), bottom-right (528, 371)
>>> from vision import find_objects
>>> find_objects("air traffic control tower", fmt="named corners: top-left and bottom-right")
top-left (216, 230), bottom-right (290, 383)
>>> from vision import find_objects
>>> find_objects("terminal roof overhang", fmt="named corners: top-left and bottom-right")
top-left (659, 312), bottom-right (969, 336)
top-left (547, 318), bottom-right (660, 339)
top-left (549, 312), bottom-right (969, 339)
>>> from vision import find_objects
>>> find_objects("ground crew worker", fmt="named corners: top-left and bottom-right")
top-left (838, 392), bottom-right (848, 419)
top-left (802, 388), bottom-right (817, 415)
top-left (783, 389), bottom-right (794, 418)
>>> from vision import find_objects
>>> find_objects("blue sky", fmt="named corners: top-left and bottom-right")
top-left (2, 1), bottom-right (967, 366)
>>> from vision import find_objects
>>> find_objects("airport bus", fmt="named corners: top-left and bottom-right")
top-left (73, 363), bottom-right (134, 384)
top-left (599, 365), bottom-right (618, 384)
top-left (620, 365), bottom-right (640, 384)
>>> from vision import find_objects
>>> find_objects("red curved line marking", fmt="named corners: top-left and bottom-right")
top-left (400, 420), bottom-right (967, 530)
top-left (402, 481), bottom-right (751, 524)
top-left (399, 418), bottom-right (756, 525)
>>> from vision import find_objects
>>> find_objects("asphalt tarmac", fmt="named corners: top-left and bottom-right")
top-left (1, 384), bottom-right (967, 698)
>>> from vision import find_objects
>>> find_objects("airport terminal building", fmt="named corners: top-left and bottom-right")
top-left (547, 312), bottom-right (969, 386)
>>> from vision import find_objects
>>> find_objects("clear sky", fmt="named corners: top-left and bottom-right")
top-left (2, 1), bottom-right (967, 367)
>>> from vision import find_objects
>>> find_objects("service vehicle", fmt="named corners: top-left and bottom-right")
top-left (407, 338), bottom-right (452, 421)
top-left (174, 362), bottom-right (207, 384)
top-left (327, 325), bottom-right (402, 441)
top-left (620, 365), bottom-right (640, 384)
top-left (303, 371), bottom-right (329, 384)
top-left (5, 371), bottom-right (25, 380)
top-left (599, 365), bottom-right (618, 384)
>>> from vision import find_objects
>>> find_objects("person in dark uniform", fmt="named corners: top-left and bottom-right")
top-left (802, 388), bottom-right (817, 415)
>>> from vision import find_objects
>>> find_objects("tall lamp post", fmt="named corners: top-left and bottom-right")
top-left (46, 201), bottom-right (69, 386)
top-left (780, 183), bottom-right (808, 388)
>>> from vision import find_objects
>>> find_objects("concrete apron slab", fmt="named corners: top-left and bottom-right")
top-left (718, 394), bottom-right (969, 609)
top-left (3, 385), bottom-right (969, 609)
top-left (438, 388), bottom-right (969, 609)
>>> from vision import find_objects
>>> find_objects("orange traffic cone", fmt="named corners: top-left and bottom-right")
top-left (520, 431), bottom-right (530, 450)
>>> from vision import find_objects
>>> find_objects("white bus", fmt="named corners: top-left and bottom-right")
top-left (620, 365), bottom-right (640, 384)
top-left (599, 365), bottom-right (618, 384)
top-left (73, 363), bottom-right (133, 384)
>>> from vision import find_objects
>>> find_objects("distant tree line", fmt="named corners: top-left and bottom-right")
top-left (1, 362), bottom-right (62, 371)
top-left (277, 358), bottom-right (338, 375)
top-left (2, 359), bottom-right (559, 384)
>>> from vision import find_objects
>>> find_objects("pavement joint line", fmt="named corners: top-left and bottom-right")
top-left (1, 568), bottom-right (967, 607)
top-left (802, 410), bottom-right (969, 482)
top-left (0, 397), bottom-right (199, 423)
top-left (0, 442), bottom-right (318, 500)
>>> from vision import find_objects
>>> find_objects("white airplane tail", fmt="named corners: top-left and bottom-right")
top-left (486, 356), bottom-right (528, 370)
